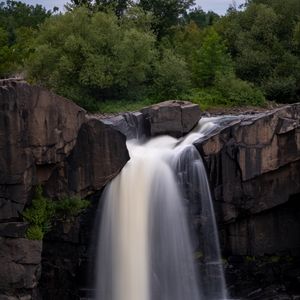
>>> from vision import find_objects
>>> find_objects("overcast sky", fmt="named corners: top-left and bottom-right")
top-left (22, 0), bottom-right (246, 15)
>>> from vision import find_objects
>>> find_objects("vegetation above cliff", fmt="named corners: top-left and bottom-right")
top-left (1, 0), bottom-right (300, 111)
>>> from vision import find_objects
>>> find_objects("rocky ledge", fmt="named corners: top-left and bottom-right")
top-left (193, 104), bottom-right (300, 299)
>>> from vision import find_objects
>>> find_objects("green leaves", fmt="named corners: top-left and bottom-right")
top-left (0, 1), bottom-right (52, 77)
top-left (218, 0), bottom-right (300, 103)
top-left (192, 28), bottom-right (233, 86)
top-left (22, 185), bottom-right (90, 240)
top-left (153, 48), bottom-right (191, 99)
top-left (22, 186), bottom-right (55, 240)
top-left (27, 8), bottom-right (157, 105)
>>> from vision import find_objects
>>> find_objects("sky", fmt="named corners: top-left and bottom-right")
top-left (22, 0), bottom-right (246, 15)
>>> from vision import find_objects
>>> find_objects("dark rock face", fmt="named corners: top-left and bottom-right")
top-left (0, 79), bottom-right (129, 219)
top-left (0, 79), bottom-right (130, 300)
top-left (194, 104), bottom-right (300, 298)
top-left (0, 236), bottom-right (42, 299)
top-left (141, 100), bottom-right (201, 137)
top-left (101, 111), bottom-right (148, 140)
top-left (67, 119), bottom-right (129, 196)
top-left (0, 79), bottom-right (86, 220)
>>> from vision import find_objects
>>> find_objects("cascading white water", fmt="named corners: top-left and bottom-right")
top-left (95, 116), bottom-right (236, 300)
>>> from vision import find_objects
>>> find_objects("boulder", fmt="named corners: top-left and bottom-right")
top-left (66, 119), bottom-right (129, 196)
top-left (101, 111), bottom-right (148, 140)
top-left (141, 100), bottom-right (201, 137)
top-left (0, 79), bottom-right (130, 219)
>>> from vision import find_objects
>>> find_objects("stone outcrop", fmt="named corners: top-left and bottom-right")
top-left (0, 236), bottom-right (42, 299)
top-left (0, 79), bottom-right (129, 220)
top-left (0, 79), bottom-right (130, 300)
top-left (100, 100), bottom-right (202, 140)
top-left (140, 100), bottom-right (201, 138)
top-left (194, 104), bottom-right (300, 252)
top-left (193, 104), bottom-right (300, 299)
top-left (0, 79), bottom-right (86, 220)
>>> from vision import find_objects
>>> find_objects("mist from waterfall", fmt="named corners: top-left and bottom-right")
top-left (95, 117), bottom-right (234, 300)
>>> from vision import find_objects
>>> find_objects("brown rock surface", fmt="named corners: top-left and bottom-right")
top-left (141, 100), bottom-right (201, 137)
top-left (0, 237), bottom-right (42, 290)
top-left (0, 80), bottom-right (130, 300)
top-left (66, 118), bottom-right (129, 196)
top-left (0, 79), bottom-right (129, 220)
top-left (194, 103), bottom-right (300, 256)
top-left (0, 79), bottom-right (86, 220)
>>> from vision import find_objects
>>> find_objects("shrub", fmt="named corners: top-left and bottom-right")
top-left (53, 196), bottom-right (90, 221)
top-left (215, 73), bottom-right (266, 106)
top-left (26, 8), bottom-right (157, 109)
top-left (22, 185), bottom-right (55, 240)
top-left (263, 76), bottom-right (297, 102)
top-left (23, 185), bottom-right (90, 240)
top-left (152, 49), bottom-right (191, 99)
top-left (25, 225), bottom-right (44, 240)
top-left (183, 88), bottom-right (226, 110)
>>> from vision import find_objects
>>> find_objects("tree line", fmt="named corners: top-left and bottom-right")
top-left (0, 0), bottom-right (299, 111)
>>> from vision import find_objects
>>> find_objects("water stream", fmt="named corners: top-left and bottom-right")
top-left (95, 116), bottom-right (237, 300)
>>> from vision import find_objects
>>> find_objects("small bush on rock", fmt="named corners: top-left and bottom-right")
top-left (23, 185), bottom-right (90, 240)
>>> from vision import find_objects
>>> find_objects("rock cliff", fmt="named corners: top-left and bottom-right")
top-left (0, 79), bottom-right (129, 299)
top-left (0, 79), bottom-right (299, 300)
top-left (193, 104), bottom-right (300, 298)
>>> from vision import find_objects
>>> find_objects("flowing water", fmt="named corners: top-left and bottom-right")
top-left (95, 116), bottom-right (238, 300)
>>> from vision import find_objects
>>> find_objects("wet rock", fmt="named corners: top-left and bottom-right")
top-left (101, 111), bottom-right (148, 140)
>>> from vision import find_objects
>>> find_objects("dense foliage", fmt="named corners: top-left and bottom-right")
top-left (1, 0), bottom-right (299, 111)
top-left (0, 0), bottom-right (53, 77)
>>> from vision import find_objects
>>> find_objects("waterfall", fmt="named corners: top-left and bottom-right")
top-left (95, 117), bottom-right (232, 300)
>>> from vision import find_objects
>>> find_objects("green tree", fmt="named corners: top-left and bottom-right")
top-left (192, 28), bottom-right (232, 86)
top-left (153, 48), bottom-right (191, 98)
top-left (0, 26), bottom-right (13, 76)
top-left (183, 6), bottom-right (220, 28)
top-left (139, 0), bottom-right (195, 38)
top-left (0, 1), bottom-right (52, 77)
top-left (27, 8), bottom-right (157, 108)
top-left (66, 0), bottom-right (129, 17)
top-left (217, 1), bottom-right (300, 102)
